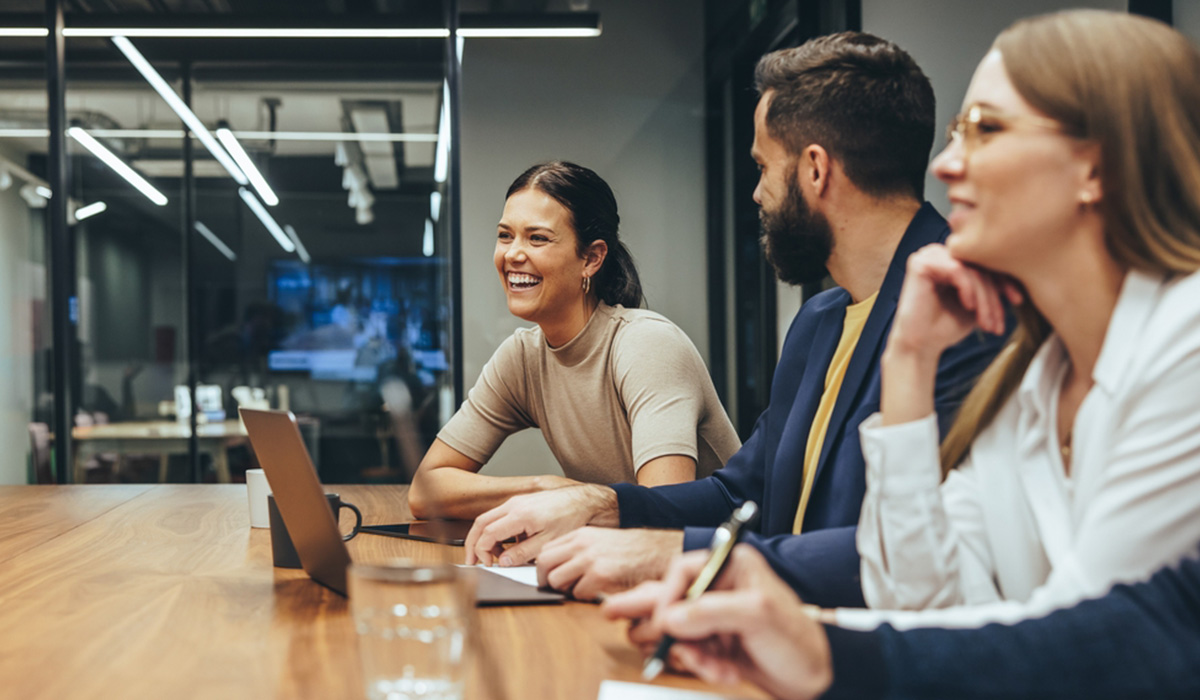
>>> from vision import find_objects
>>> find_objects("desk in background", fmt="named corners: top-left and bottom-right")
top-left (0, 484), bottom-right (765, 699)
top-left (70, 420), bottom-right (248, 484)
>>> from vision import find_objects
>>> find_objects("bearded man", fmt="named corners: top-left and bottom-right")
top-left (462, 32), bottom-right (1008, 607)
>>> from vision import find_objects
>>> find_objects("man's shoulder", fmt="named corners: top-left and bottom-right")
top-left (774, 286), bottom-right (852, 365)
top-left (788, 286), bottom-right (852, 330)
top-left (801, 286), bottom-right (853, 314)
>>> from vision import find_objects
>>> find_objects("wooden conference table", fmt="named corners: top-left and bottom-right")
top-left (0, 484), bottom-right (766, 700)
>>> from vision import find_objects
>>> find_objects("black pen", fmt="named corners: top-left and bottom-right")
top-left (642, 500), bottom-right (760, 681)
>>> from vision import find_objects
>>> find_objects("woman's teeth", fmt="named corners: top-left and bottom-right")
top-left (508, 272), bottom-right (542, 289)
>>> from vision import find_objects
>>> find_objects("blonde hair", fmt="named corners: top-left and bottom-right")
top-left (940, 10), bottom-right (1200, 473)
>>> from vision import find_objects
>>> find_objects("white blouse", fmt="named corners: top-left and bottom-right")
top-left (839, 269), bottom-right (1200, 631)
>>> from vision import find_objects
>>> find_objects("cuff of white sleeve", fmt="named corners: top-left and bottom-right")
top-left (831, 606), bottom-right (890, 632)
top-left (859, 412), bottom-right (942, 494)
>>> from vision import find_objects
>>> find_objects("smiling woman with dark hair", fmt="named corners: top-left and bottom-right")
top-left (407, 161), bottom-right (740, 522)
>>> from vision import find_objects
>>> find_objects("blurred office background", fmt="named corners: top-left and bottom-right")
top-left (1, 0), bottom-right (1193, 486)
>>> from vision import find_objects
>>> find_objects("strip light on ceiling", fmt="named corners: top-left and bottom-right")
top-left (0, 16), bottom-right (601, 39)
top-left (70, 27), bottom-right (449, 38)
top-left (238, 187), bottom-right (294, 252)
top-left (111, 36), bottom-right (248, 186)
top-left (68, 126), bottom-right (168, 206)
top-left (434, 81), bottom-right (450, 184)
top-left (284, 225), bottom-right (311, 264)
top-left (457, 27), bottom-right (600, 37)
top-left (217, 123), bottom-right (278, 206)
top-left (430, 190), bottom-right (442, 223)
top-left (194, 221), bottom-right (237, 261)
top-left (74, 201), bottom-right (107, 220)
top-left (423, 218), bottom-right (435, 257)
top-left (0, 129), bottom-right (438, 143)
top-left (0, 28), bottom-right (48, 37)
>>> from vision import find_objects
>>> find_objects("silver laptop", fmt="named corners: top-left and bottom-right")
top-left (240, 408), bottom-right (564, 604)
top-left (241, 408), bottom-right (355, 594)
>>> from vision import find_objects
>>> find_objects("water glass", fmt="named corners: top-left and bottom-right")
top-left (349, 562), bottom-right (474, 700)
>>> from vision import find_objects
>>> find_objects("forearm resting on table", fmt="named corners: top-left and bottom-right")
top-left (408, 445), bottom-right (577, 520)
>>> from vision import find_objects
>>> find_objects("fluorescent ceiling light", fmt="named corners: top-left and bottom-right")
top-left (235, 131), bottom-right (437, 143)
top-left (217, 125), bottom-right (279, 206)
top-left (0, 128), bottom-right (50, 138)
top-left (284, 225), bottom-right (311, 264)
top-left (456, 27), bottom-right (601, 37)
top-left (35, 185), bottom-right (53, 199)
top-left (194, 221), bottom-right (237, 261)
top-left (69, 28), bottom-right (448, 38)
top-left (430, 191), bottom-right (442, 223)
top-left (0, 27), bottom-right (598, 39)
top-left (68, 126), bottom-right (168, 206)
top-left (0, 14), bottom-right (602, 40)
top-left (19, 184), bottom-right (47, 208)
top-left (111, 36), bottom-right (248, 186)
top-left (7, 129), bottom-right (436, 143)
top-left (74, 201), bottom-right (107, 220)
top-left (0, 129), bottom-right (437, 143)
top-left (238, 187), bottom-right (294, 252)
top-left (434, 81), bottom-right (450, 184)
top-left (91, 129), bottom-right (186, 140)
top-left (423, 218), bottom-right (435, 257)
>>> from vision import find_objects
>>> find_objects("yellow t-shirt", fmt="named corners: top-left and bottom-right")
top-left (792, 291), bottom-right (878, 534)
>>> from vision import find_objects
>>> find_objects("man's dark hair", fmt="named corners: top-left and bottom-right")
top-left (754, 32), bottom-right (936, 200)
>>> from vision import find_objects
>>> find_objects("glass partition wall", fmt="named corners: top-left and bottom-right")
top-left (0, 66), bottom-right (49, 487)
top-left (0, 5), bottom-right (460, 485)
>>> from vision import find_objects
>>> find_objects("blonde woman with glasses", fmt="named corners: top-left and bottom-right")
top-left (841, 9), bottom-right (1200, 630)
top-left (601, 10), bottom-right (1200, 699)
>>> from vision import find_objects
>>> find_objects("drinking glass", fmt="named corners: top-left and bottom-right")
top-left (349, 562), bottom-right (474, 700)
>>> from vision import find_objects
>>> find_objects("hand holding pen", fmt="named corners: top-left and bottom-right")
top-left (602, 511), bottom-right (835, 699)
top-left (640, 501), bottom-right (760, 680)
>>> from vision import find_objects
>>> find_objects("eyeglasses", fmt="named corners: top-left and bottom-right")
top-left (945, 104), bottom-right (1066, 156)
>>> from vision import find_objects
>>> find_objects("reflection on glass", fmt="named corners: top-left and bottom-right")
top-left (1, 4), bottom-right (456, 485)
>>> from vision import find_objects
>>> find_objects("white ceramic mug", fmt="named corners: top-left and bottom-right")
top-left (245, 468), bottom-right (272, 528)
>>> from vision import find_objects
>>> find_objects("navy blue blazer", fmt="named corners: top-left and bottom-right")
top-left (822, 554), bottom-right (1200, 699)
top-left (612, 203), bottom-right (1008, 608)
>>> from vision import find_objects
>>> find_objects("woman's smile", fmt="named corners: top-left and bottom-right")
top-left (506, 271), bottom-right (543, 292)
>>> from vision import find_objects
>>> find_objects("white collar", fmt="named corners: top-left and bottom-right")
top-left (1016, 269), bottom-right (1166, 415)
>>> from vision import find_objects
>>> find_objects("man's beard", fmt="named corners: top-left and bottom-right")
top-left (759, 172), bottom-right (834, 286)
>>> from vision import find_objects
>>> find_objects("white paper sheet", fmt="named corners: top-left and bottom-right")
top-left (457, 564), bottom-right (539, 587)
top-left (596, 680), bottom-right (749, 700)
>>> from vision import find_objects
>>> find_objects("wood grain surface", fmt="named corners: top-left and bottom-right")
top-left (0, 485), bottom-right (151, 565)
top-left (0, 485), bottom-right (766, 700)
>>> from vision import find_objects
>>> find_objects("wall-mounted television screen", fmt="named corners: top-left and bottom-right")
top-left (267, 258), bottom-right (447, 386)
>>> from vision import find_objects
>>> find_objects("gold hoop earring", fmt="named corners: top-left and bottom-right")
top-left (582, 276), bottom-right (591, 295)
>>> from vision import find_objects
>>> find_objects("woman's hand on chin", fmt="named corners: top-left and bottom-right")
top-left (879, 244), bottom-right (1020, 427)
top-left (888, 244), bottom-right (1016, 361)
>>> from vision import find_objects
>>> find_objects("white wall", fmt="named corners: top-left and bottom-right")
top-left (0, 144), bottom-right (39, 484)
top-left (1177, 0), bottom-right (1200, 43)
top-left (861, 0), bottom-right (1126, 215)
top-left (459, 0), bottom-right (706, 477)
